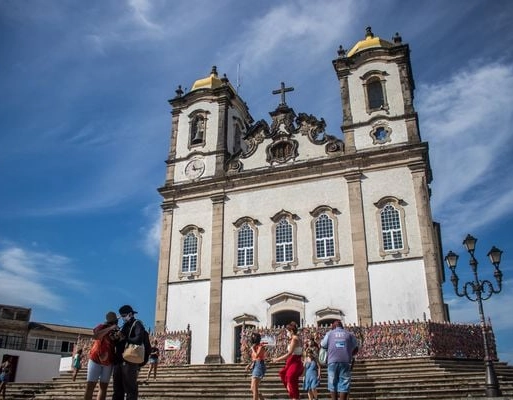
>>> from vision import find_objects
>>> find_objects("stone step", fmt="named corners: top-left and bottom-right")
top-left (6, 358), bottom-right (513, 399)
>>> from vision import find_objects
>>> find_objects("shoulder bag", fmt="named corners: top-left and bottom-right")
top-left (122, 320), bottom-right (145, 364)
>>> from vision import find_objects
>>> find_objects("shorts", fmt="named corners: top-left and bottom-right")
top-left (0, 373), bottom-right (8, 383)
top-left (252, 360), bottom-right (266, 379)
top-left (86, 359), bottom-right (113, 383)
top-left (149, 358), bottom-right (158, 364)
top-left (327, 362), bottom-right (352, 393)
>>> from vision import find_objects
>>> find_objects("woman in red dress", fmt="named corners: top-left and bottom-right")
top-left (273, 321), bottom-right (304, 400)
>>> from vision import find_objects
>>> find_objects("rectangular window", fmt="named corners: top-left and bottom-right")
top-left (276, 220), bottom-right (293, 263)
top-left (36, 338), bottom-right (49, 351)
top-left (381, 204), bottom-right (403, 251)
top-left (237, 224), bottom-right (254, 267)
top-left (315, 214), bottom-right (335, 259)
top-left (61, 341), bottom-right (74, 353)
top-left (182, 233), bottom-right (198, 273)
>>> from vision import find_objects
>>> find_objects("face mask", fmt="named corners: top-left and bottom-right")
top-left (122, 314), bottom-right (131, 322)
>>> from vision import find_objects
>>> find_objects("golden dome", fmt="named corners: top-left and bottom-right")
top-left (191, 66), bottom-right (224, 91)
top-left (347, 27), bottom-right (394, 57)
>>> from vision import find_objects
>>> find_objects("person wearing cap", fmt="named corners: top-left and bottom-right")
top-left (320, 320), bottom-right (359, 400)
top-left (84, 311), bottom-right (119, 400)
top-left (112, 305), bottom-right (145, 400)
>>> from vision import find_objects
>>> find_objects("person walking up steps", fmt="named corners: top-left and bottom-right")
top-left (245, 332), bottom-right (266, 400)
top-left (320, 320), bottom-right (358, 400)
top-left (112, 305), bottom-right (145, 400)
top-left (72, 348), bottom-right (83, 381)
top-left (272, 321), bottom-right (304, 400)
top-left (303, 349), bottom-right (321, 400)
top-left (84, 311), bottom-right (119, 400)
top-left (146, 340), bottom-right (159, 381)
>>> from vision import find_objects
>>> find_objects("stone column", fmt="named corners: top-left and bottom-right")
top-left (409, 163), bottom-right (446, 321)
top-left (154, 202), bottom-right (176, 332)
top-left (204, 194), bottom-right (226, 363)
top-left (345, 171), bottom-right (372, 325)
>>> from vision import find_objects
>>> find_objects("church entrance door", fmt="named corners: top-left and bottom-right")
top-left (272, 310), bottom-right (300, 327)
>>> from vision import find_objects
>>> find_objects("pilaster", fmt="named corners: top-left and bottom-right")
top-left (345, 171), bottom-right (372, 325)
top-left (154, 201), bottom-right (176, 332)
top-left (409, 163), bottom-right (446, 321)
top-left (204, 194), bottom-right (226, 364)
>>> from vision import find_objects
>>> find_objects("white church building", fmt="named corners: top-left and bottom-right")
top-left (154, 27), bottom-right (447, 364)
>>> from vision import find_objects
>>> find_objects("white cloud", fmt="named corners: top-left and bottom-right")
top-left (140, 205), bottom-right (162, 259)
top-left (0, 243), bottom-right (85, 311)
top-left (220, 0), bottom-right (362, 77)
top-left (128, 0), bottom-right (164, 33)
top-left (418, 62), bottom-right (513, 244)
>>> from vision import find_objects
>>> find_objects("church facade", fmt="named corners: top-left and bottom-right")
top-left (155, 28), bottom-right (447, 364)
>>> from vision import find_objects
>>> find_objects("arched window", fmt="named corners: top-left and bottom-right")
top-left (182, 232), bottom-right (198, 273)
top-left (315, 214), bottom-right (335, 258)
top-left (360, 70), bottom-right (389, 114)
top-left (381, 204), bottom-right (403, 251)
top-left (179, 225), bottom-right (203, 277)
top-left (190, 116), bottom-right (205, 145)
top-left (367, 77), bottom-right (384, 109)
top-left (233, 217), bottom-right (259, 272)
top-left (188, 110), bottom-right (210, 148)
top-left (237, 223), bottom-right (254, 267)
top-left (271, 211), bottom-right (298, 269)
top-left (374, 197), bottom-right (409, 256)
top-left (276, 219), bottom-right (293, 263)
top-left (310, 206), bottom-right (340, 265)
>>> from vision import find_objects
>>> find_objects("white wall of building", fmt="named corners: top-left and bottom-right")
top-left (369, 258), bottom-right (430, 321)
top-left (166, 280), bottom-right (210, 364)
top-left (0, 349), bottom-right (61, 383)
top-left (220, 267), bottom-right (357, 362)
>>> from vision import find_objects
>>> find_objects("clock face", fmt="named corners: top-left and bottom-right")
top-left (185, 159), bottom-right (205, 180)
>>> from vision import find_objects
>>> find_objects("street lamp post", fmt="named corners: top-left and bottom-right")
top-left (444, 234), bottom-right (504, 397)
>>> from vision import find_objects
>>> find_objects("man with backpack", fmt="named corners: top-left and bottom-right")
top-left (112, 305), bottom-right (146, 400)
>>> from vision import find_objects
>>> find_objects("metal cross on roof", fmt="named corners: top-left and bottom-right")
top-left (272, 82), bottom-right (294, 106)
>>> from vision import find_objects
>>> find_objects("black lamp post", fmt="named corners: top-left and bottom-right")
top-left (444, 234), bottom-right (504, 397)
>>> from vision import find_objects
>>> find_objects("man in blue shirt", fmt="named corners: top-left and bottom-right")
top-left (320, 320), bottom-right (359, 400)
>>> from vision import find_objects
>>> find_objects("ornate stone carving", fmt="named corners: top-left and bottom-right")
top-left (241, 120), bottom-right (269, 158)
top-left (296, 113), bottom-right (327, 143)
top-left (270, 111), bottom-right (296, 138)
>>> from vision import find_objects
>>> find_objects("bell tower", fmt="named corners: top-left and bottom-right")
top-left (155, 66), bottom-right (254, 361)
top-left (333, 27), bottom-right (419, 154)
top-left (164, 66), bottom-right (253, 185)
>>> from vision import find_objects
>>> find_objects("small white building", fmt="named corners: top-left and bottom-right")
top-left (0, 349), bottom-right (61, 383)
top-left (154, 27), bottom-right (447, 364)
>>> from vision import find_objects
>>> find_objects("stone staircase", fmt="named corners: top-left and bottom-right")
top-left (5, 358), bottom-right (513, 399)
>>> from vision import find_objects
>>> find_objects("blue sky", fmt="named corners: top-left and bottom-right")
top-left (1, 0), bottom-right (512, 363)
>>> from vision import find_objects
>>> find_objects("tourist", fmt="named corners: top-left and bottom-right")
top-left (0, 357), bottom-right (12, 400)
top-left (303, 348), bottom-right (321, 400)
top-left (72, 348), bottom-right (83, 381)
top-left (245, 332), bottom-right (266, 400)
top-left (146, 339), bottom-right (160, 381)
top-left (112, 304), bottom-right (145, 400)
top-left (306, 335), bottom-right (320, 359)
top-left (272, 321), bottom-right (304, 400)
top-left (320, 320), bottom-right (358, 400)
top-left (85, 311), bottom-right (119, 400)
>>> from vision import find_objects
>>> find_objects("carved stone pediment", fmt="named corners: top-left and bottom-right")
top-left (270, 107), bottom-right (296, 138)
top-left (232, 105), bottom-right (343, 170)
top-left (296, 112), bottom-right (344, 154)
